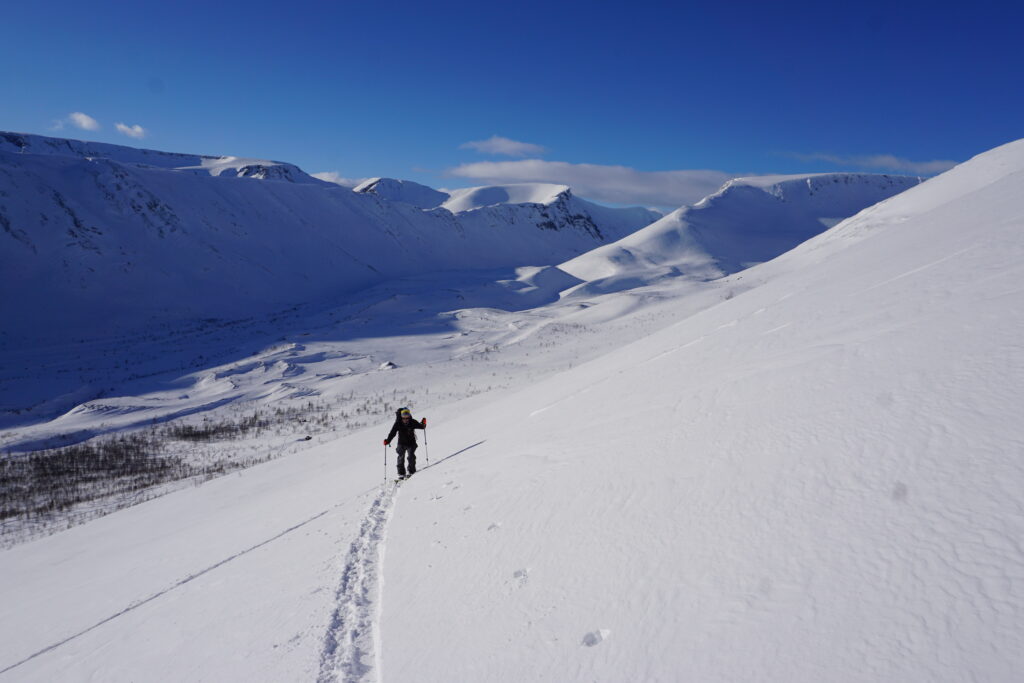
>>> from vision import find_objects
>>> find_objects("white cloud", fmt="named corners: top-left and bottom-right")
top-left (460, 135), bottom-right (547, 158)
top-left (115, 122), bottom-right (147, 139)
top-left (793, 152), bottom-right (957, 175)
top-left (67, 112), bottom-right (100, 131)
top-left (447, 159), bottom-right (732, 208)
top-left (312, 171), bottom-right (368, 188)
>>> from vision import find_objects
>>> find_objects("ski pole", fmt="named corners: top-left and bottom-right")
top-left (383, 441), bottom-right (388, 487)
top-left (423, 418), bottom-right (429, 465)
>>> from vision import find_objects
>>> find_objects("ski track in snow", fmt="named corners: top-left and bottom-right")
top-left (0, 492), bottom-right (375, 678)
top-left (318, 482), bottom-right (399, 683)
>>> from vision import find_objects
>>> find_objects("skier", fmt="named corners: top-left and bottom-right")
top-left (384, 407), bottom-right (426, 479)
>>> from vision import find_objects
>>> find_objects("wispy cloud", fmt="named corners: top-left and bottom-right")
top-left (792, 152), bottom-right (958, 175)
top-left (460, 135), bottom-right (547, 158)
top-left (65, 112), bottom-right (101, 131)
top-left (448, 159), bottom-right (732, 208)
top-left (115, 122), bottom-right (147, 139)
top-left (311, 171), bottom-right (368, 188)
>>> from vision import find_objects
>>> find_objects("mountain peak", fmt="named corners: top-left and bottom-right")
top-left (560, 172), bottom-right (924, 287)
top-left (440, 183), bottom-right (572, 213)
top-left (0, 131), bottom-right (320, 184)
top-left (352, 177), bottom-right (449, 208)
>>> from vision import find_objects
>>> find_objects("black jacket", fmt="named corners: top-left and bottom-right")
top-left (387, 417), bottom-right (424, 446)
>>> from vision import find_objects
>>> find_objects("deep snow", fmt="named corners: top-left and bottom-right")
top-left (1, 137), bottom-right (1022, 682)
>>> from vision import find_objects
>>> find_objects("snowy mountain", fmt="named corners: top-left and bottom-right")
top-left (0, 134), bottom-right (654, 344)
top-left (378, 140), bottom-right (1024, 682)
top-left (0, 131), bottom-right (317, 182)
top-left (0, 136), bottom-right (922, 433)
top-left (560, 173), bottom-right (922, 287)
top-left (1, 136), bottom-right (1021, 682)
top-left (352, 177), bottom-right (449, 208)
top-left (440, 183), bottom-right (572, 212)
top-left (444, 183), bottom-right (663, 245)
top-left (355, 178), bottom-right (663, 242)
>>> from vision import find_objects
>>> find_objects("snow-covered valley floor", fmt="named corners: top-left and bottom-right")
top-left (1, 260), bottom-right (742, 543)
top-left (0, 266), bottom-right (743, 681)
top-left (2, 139), bottom-right (1024, 682)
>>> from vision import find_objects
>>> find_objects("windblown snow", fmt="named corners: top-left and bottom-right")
top-left (1, 133), bottom-right (1022, 682)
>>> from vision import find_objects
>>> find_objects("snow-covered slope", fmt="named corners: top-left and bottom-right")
top-left (0, 131), bottom-right (317, 182)
top-left (560, 173), bottom-right (922, 286)
top-left (355, 178), bottom-right (663, 241)
top-left (447, 184), bottom-right (662, 244)
top-left (440, 183), bottom-right (571, 212)
top-left (1, 137), bottom-right (1021, 682)
top-left (352, 177), bottom-right (449, 208)
top-left (384, 141), bottom-right (1024, 680)
top-left (0, 134), bottom-right (651, 344)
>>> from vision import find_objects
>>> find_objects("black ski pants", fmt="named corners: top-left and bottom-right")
top-left (396, 443), bottom-right (417, 476)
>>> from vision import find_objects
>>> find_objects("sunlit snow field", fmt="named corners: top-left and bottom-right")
top-left (1, 139), bottom-right (1022, 682)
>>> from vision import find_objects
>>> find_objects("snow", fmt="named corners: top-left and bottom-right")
top-left (0, 132), bottom-right (315, 182)
top-left (383, 141), bottom-right (1024, 680)
top-left (715, 172), bottom-right (835, 190)
top-left (561, 173), bottom-right (923, 285)
top-left (0, 133), bottom-right (656, 355)
top-left (441, 183), bottom-right (571, 213)
top-left (2, 135), bottom-right (1023, 682)
top-left (352, 178), bottom-right (449, 209)
top-left (177, 155), bottom-right (298, 179)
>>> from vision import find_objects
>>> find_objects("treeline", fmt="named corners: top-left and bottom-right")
top-left (1, 408), bottom-right (284, 523)
top-left (162, 411), bottom-right (271, 441)
top-left (0, 432), bottom-right (190, 522)
top-left (1, 396), bottom-right (414, 543)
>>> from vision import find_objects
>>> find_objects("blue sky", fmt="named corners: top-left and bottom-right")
top-left (3, 0), bottom-right (1022, 208)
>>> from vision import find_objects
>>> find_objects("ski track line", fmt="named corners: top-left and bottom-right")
top-left (0, 485), bottom-right (379, 679)
top-left (317, 482), bottom-right (400, 683)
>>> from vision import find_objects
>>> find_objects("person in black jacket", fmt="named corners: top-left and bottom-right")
top-left (384, 407), bottom-right (426, 479)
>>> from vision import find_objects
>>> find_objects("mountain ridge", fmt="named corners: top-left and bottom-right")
top-left (559, 172), bottom-right (923, 288)
top-left (0, 133), bottom-right (656, 342)
top-left (1, 137), bottom-right (1020, 681)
